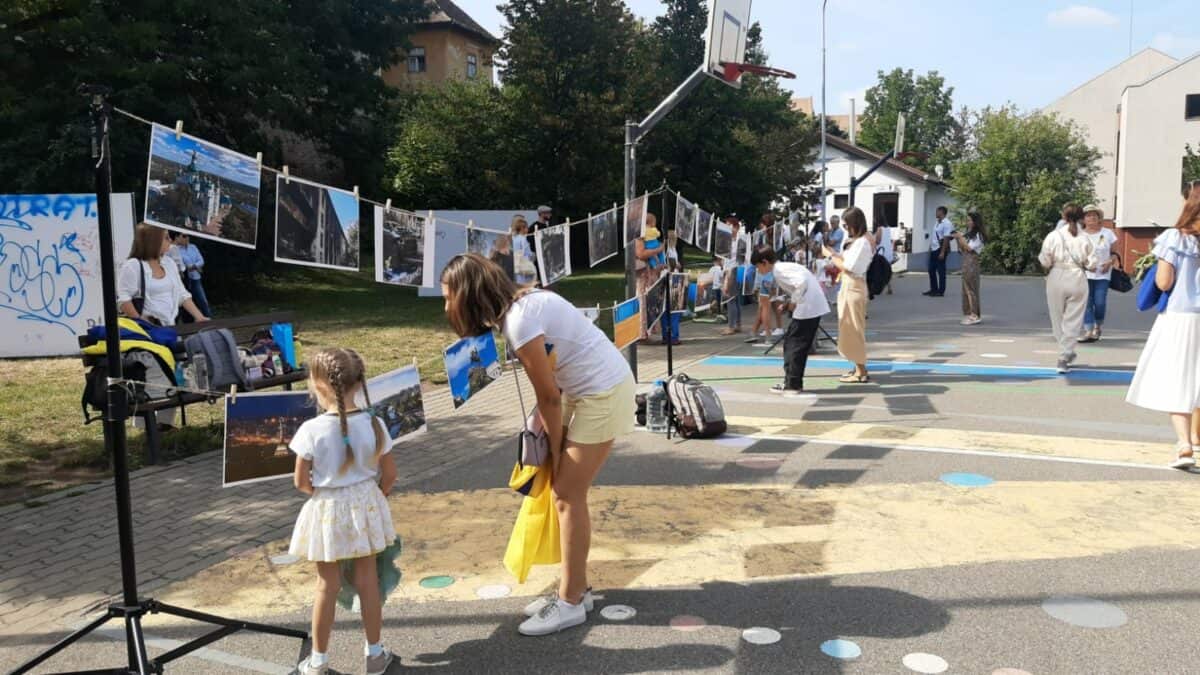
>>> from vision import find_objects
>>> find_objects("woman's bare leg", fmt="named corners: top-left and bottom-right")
top-left (553, 439), bottom-right (613, 603)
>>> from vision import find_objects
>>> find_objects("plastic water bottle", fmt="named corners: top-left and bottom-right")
top-left (647, 381), bottom-right (669, 433)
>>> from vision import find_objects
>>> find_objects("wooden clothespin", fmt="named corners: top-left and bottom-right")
top-left (174, 120), bottom-right (184, 140)
top-left (229, 384), bottom-right (237, 405)
top-left (282, 165), bottom-right (290, 184)
top-left (385, 198), bottom-right (392, 211)
top-left (412, 357), bottom-right (418, 368)
top-left (255, 152), bottom-right (263, 169)
top-left (352, 185), bottom-right (360, 200)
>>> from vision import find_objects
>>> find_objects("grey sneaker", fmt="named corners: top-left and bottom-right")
top-left (1056, 358), bottom-right (1069, 374)
top-left (365, 648), bottom-right (395, 675)
top-left (518, 598), bottom-right (587, 636)
top-left (524, 587), bottom-right (593, 617)
top-left (296, 657), bottom-right (329, 675)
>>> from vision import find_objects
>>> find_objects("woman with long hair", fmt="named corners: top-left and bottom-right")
top-left (441, 254), bottom-right (635, 634)
top-left (1126, 192), bottom-right (1200, 468)
top-left (824, 207), bottom-right (873, 383)
top-left (952, 212), bottom-right (986, 325)
top-left (118, 224), bottom-right (208, 326)
top-left (1038, 204), bottom-right (1097, 374)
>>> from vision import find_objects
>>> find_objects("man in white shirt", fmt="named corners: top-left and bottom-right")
top-left (924, 206), bottom-right (953, 297)
top-left (751, 245), bottom-right (830, 396)
top-left (827, 214), bottom-right (845, 253)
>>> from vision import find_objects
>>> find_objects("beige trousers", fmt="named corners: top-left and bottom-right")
top-left (961, 251), bottom-right (981, 317)
top-left (837, 275), bottom-right (869, 365)
top-left (1046, 267), bottom-right (1087, 359)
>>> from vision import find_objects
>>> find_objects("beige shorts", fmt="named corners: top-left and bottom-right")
top-left (562, 375), bottom-right (637, 445)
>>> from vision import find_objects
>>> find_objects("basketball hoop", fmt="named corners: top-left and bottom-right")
top-left (720, 62), bottom-right (797, 84)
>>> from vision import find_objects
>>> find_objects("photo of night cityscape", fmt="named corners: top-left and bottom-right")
top-left (144, 124), bottom-right (260, 248)
top-left (223, 391), bottom-right (317, 486)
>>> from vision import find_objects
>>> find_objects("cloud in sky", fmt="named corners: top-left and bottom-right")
top-left (1151, 32), bottom-right (1200, 57)
top-left (1047, 5), bottom-right (1119, 28)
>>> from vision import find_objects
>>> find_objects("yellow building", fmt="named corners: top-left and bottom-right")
top-left (383, 0), bottom-right (499, 87)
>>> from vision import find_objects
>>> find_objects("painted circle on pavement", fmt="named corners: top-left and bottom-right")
top-left (992, 669), bottom-right (1034, 675)
top-left (819, 639), bottom-right (862, 659)
top-left (419, 575), bottom-right (455, 589)
top-left (669, 615), bottom-right (707, 631)
top-left (903, 652), bottom-right (949, 673)
top-left (269, 554), bottom-right (299, 566)
top-left (736, 457), bottom-right (784, 470)
top-left (600, 604), bottom-right (637, 621)
top-left (475, 584), bottom-right (511, 599)
top-left (1041, 595), bottom-right (1128, 628)
top-left (981, 353), bottom-right (1008, 359)
top-left (741, 627), bottom-right (782, 645)
top-left (715, 435), bottom-right (757, 449)
top-left (941, 472), bottom-right (995, 487)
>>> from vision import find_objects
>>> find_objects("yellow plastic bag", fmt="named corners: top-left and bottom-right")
top-left (503, 463), bottom-right (561, 583)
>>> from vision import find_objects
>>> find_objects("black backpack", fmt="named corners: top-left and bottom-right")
top-left (866, 248), bottom-right (892, 299)
top-left (82, 355), bottom-right (155, 424)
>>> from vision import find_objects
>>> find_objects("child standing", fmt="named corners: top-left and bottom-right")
top-left (290, 348), bottom-right (399, 675)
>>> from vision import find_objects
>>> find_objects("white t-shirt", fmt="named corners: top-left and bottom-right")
top-left (1084, 228), bottom-right (1117, 280)
top-left (932, 218), bottom-right (954, 250)
top-left (965, 232), bottom-right (984, 254)
top-left (709, 264), bottom-right (724, 289)
top-left (290, 411), bottom-right (389, 489)
top-left (116, 257), bottom-right (191, 326)
top-left (842, 237), bottom-right (873, 279)
top-left (771, 262), bottom-right (830, 320)
top-left (876, 227), bottom-right (894, 262)
top-left (503, 291), bottom-right (631, 397)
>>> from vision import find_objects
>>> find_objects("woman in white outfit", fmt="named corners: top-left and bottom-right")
top-left (1126, 193), bottom-right (1200, 469)
top-left (1038, 204), bottom-right (1096, 374)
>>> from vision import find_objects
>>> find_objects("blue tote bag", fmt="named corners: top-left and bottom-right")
top-left (1136, 263), bottom-right (1171, 312)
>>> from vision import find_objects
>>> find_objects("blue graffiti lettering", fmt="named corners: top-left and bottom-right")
top-left (0, 194), bottom-right (98, 232)
top-left (0, 230), bottom-right (87, 334)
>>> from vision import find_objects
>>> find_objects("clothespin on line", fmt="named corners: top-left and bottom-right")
top-left (228, 385), bottom-right (237, 405)
top-left (353, 185), bottom-right (360, 200)
top-left (174, 120), bottom-right (183, 140)
top-left (283, 165), bottom-right (290, 184)
top-left (385, 198), bottom-right (392, 211)
top-left (255, 152), bottom-right (263, 169)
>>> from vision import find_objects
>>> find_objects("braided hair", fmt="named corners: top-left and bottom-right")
top-left (308, 347), bottom-right (388, 475)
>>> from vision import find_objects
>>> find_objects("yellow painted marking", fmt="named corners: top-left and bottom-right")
top-left (158, 480), bottom-right (1200, 620)
top-left (726, 416), bottom-right (1173, 467)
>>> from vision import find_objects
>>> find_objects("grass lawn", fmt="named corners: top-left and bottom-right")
top-left (0, 257), bottom-right (629, 505)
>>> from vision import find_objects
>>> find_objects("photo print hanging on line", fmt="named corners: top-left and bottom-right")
top-left (144, 123), bottom-right (261, 249)
top-left (613, 296), bottom-right (641, 350)
top-left (356, 364), bottom-right (427, 448)
top-left (722, 262), bottom-right (742, 303)
top-left (624, 194), bottom-right (647, 246)
top-left (375, 206), bottom-right (436, 287)
top-left (696, 209), bottom-right (714, 252)
top-left (736, 230), bottom-right (751, 266)
top-left (275, 174), bottom-right (360, 271)
top-left (693, 272), bottom-right (715, 313)
top-left (714, 219), bottom-right (733, 260)
top-left (468, 224), bottom-right (516, 281)
top-left (579, 305), bottom-right (601, 323)
top-left (588, 207), bottom-right (621, 267)
top-left (535, 223), bottom-right (572, 287)
top-left (741, 264), bottom-right (757, 297)
top-left (670, 272), bottom-right (689, 315)
top-left (444, 331), bottom-right (503, 409)
top-left (643, 274), bottom-right (667, 329)
top-left (675, 195), bottom-right (697, 246)
top-left (222, 391), bottom-right (318, 487)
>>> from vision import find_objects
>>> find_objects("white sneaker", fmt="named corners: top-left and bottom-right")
top-left (518, 598), bottom-right (587, 636)
top-left (782, 389), bottom-right (807, 398)
top-left (524, 588), bottom-right (593, 617)
top-left (960, 318), bottom-right (972, 325)
top-left (296, 657), bottom-right (329, 675)
top-left (1170, 444), bottom-right (1195, 470)
top-left (1056, 358), bottom-right (1069, 374)
top-left (759, 330), bottom-right (768, 337)
top-left (771, 328), bottom-right (784, 336)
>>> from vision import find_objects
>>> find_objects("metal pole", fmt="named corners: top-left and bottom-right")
top-left (624, 121), bottom-right (638, 380)
top-left (820, 0), bottom-right (828, 221)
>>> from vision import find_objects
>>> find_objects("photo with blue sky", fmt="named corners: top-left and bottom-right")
top-left (150, 125), bottom-right (260, 187)
top-left (444, 332), bottom-right (501, 406)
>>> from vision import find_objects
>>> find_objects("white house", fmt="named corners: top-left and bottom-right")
top-left (813, 134), bottom-right (957, 272)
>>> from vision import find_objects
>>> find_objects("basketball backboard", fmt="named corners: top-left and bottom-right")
top-left (894, 112), bottom-right (906, 156)
top-left (704, 0), bottom-right (753, 88)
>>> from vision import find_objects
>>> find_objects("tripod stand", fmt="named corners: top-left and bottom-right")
top-left (13, 89), bottom-right (307, 675)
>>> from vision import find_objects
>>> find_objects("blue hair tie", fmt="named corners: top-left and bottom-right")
top-left (343, 434), bottom-right (352, 445)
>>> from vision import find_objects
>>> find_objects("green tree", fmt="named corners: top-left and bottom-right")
top-left (858, 68), bottom-right (959, 172)
top-left (1185, 143), bottom-right (1200, 193)
top-left (952, 106), bottom-right (1100, 274)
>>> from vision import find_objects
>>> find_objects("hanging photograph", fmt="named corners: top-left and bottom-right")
top-left (223, 391), bottom-right (318, 487)
top-left (741, 265), bottom-right (757, 297)
top-left (535, 223), bottom-right (571, 287)
top-left (675, 195), bottom-right (697, 245)
top-left (714, 219), bottom-right (733, 259)
top-left (588, 207), bottom-right (621, 267)
top-left (696, 209), bottom-right (714, 252)
top-left (624, 194), bottom-right (647, 245)
top-left (613, 297), bottom-right (641, 350)
top-left (275, 175), bottom-right (360, 271)
top-left (512, 230), bottom-right (538, 286)
top-left (736, 231), bottom-right (751, 266)
top-left (444, 331), bottom-right (503, 409)
top-left (579, 306), bottom-right (601, 323)
top-left (643, 274), bottom-right (666, 329)
top-left (468, 225), bottom-right (515, 281)
top-left (752, 227), bottom-right (767, 249)
top-left (361, 364), bottom-right (426, 448)
top-left (670, 272), bottom-right (689, 315)
top-left (694, 272), bottom-right (715, 313)
top-left (375, 206), bottom-right (436, 287)
top-left (722, 263), bottom-right (742, 304)
top-left (144, 123), bottom-right (260, 249)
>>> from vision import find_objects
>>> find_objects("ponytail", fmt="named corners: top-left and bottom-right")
top-left (352, 351), bottom-right (389, 465)
top-left (331, 362), bottom-right (354, 475)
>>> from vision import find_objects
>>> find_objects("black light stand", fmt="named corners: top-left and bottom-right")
top-left (12, 88), bottom-right (307, 675)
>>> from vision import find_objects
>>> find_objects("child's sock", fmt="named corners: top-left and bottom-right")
top-left (366, 642), bottom-right (383, 657)
top-left (309, 651), bottom-right (329, 667)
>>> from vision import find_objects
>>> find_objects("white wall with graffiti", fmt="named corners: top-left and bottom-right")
top-left (0, 194), bottom-right (135, 357)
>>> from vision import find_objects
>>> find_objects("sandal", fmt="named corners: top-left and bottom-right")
top-left (1170, 443), bottom-right (1196, 470)
top-left (838, 374), bottom-right (870, 384)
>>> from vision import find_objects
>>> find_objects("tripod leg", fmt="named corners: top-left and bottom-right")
top-left (128, 613), bottom-right (152, 675)
top-left (9, 609), bottom-right (116, 675)
top-left (153, 602), bottom-right (309, 639)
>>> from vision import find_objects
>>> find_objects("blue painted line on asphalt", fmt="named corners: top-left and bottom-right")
top-left (820, 639), bottom-right (862, 659)
top-left (940, 472), bottom-right (995, 487)
top-left (702, 356), bottom-right (1133, 384)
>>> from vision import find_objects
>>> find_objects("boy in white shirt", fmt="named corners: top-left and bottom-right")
top-left (925, 206), bottom-right (953, 297)
top-left (751, 245), bottom-right (830, 396)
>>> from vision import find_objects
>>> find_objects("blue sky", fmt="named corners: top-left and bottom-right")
top-left (459, 0), bottom-right (1199, 113)
top-left (443, 332), bottom-right (500, 401)
top-left (150, 125), bottom-right (260, 187)
top-left (326, 189), bottom-right (359, 236)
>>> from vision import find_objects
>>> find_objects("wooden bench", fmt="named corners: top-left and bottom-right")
top-left (80, 312), bottom-right (308, 465)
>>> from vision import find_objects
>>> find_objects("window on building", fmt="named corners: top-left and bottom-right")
top-left (833, 194), bottom-right (849, 209)
top-left (407, 47), bottom-right (426, 74)
top-left (467, 54), bottom-right (478, 79)
top-left (1187, 94), bottom-right (1200, 121)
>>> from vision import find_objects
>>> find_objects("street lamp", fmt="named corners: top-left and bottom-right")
top-left (819, 0), bottom-right (828, 236)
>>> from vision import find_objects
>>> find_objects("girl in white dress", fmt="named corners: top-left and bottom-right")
top-left (289, 348), bottom-right (398, 675)
top-left (1126, 193), bottom-right (1200, 469)
top-left (1038, 204), bottom-right (1097, 374)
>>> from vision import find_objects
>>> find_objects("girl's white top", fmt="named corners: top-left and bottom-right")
top-left (1038, 228), bottom-right (1097, 279)
top-left (290, 411), bottom-right (389, 488)
top-left (1154, 228), bottom-right (1200, 314)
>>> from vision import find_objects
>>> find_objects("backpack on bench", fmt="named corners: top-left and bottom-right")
top-left (185, 328), bottom-right (249, 393)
